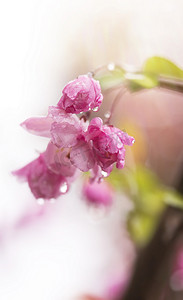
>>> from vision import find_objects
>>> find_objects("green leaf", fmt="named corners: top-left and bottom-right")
top-left (143, 56), bottom-right (183, 80)
top-left (126, 72), bottom-right (158, 92)
top-left (94, 66), bottom-right (125, 90)
top-left (163, 191), bottom-right (183, 209)
top-left (127, 211), bottom-right (157, 246)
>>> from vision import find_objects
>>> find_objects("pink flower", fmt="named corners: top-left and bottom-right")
top-left (21, 106), bottom-right (86, 140)
top-left (16, 102), bottom-right (135, 200)
top-left (83, 180), bottom-right (114, 206)
top-left (105, 278), bottom-right (129, 300)
top-left (48, 108), bottom-right (95, 172)
top-left (20, 106), bottom-right (95, 173)
top-left (69, 136), bottom-right (95, 172)
top-left (86, 117), bottom-right (135, 173)
top-left (57, 75), bottom-right (103, 114)
top-left (170, 249), bottom-right (183, 291)
top-left (80, 296), bottom-right (105, 300)
top-left (13, 154), bottom-right (69, 200)
top-left (44, 142), bottom-right (76, 177)
top-left (49, 107), bottom-right (87, 148)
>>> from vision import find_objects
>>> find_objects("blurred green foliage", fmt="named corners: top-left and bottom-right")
top-left (108, 166), bottom-right (183, 247)
top-left (143, 56), bottom-right (183, 80)
top-left (95, 56), bottom-right (183, 93)
top-left (126, 72), bottom-right (158, 92)
top-left (94, 65), bottom-right (125, 90)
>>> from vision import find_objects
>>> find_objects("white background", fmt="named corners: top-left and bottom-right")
top-left (0, 0), bottom-right (183, 299)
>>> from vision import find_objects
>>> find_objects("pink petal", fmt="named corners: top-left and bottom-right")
top-left (44, 142), bottom-right (76, 177)
top-left (51, 121), bottom-right (81, 148)
top-left (21, 117), bottom-right (52, 138)
top-left (13, 154), bottom-right (68, 200)
top-left (70, 139), bottom-right (95, 172)
top-left (119, 132), bottom-right (135, 146)
top-left (83, 180), bottom-right (113, 206)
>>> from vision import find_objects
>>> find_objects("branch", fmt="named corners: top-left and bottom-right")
top-left (159, 76), bottom-right (183, 94)
top-left (121, 206), bottom-right (183, 300)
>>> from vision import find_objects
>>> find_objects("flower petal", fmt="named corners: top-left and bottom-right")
top-left (21, 117), bottom-right (52, 137)
top-left (70, 140), bottom-right (95, 172)
top-left (44, 142), bottom-right (76, 177)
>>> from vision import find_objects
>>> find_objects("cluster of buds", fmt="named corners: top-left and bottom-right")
top-left (13, 75), bottom-right (135, 201)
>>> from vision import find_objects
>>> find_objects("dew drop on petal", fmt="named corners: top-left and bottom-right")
top-left (93, 106), bottom-right (99, 112)
top-left (37, 198), bottom-right (45, 205)
top-left (87, 72), bottom-right (93, 78)
top-left (50, 198), bottom-right (56, 204)
top-left (104, 111), bottom-right (111, 119)
top-left (60, 182), bottom-right (68, 194)
top-left (101, 170), bottom-right (108, 177)
top-left (108, 63), bottom-right (115, 71)
top-left (88, 205), bottom-right (108, 223)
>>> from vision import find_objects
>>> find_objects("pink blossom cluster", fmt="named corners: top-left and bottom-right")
top-left (13, 75), bottom-right (134, 200)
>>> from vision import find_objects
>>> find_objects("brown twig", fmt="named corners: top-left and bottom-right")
top-left (120, 166), bottom-right (183, 300)
top-left (159, 76), bottom-right (183, 94)
top-left (105, 88), bottom-right (126, 125)
top-left (121, 206), bottom-right (183, 300)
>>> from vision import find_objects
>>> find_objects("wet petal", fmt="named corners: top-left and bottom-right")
top-left (21, 117), bottom-right (52, 137)
top-left (70, 140), bottom-right (95, 172)
top-left (44, 142), bottom-right (76, 177)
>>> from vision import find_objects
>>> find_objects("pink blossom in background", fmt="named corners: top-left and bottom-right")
top-left (105, 277), bottom-right (129, 300)
top-left (80, 296), bottom-right (106, 300)
top-left (57, 75), bottom-right (103, 114)
top-left (83, 180), bottom-right (114, 206)
top-left (170, 248), bottom-right (183, 291)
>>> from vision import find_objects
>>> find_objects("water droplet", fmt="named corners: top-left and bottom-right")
top-left (101, 170), bottom-right (108, 177)
top-left (37, 198), bottom-right (45, 205)
top-left (88, 205), bottom-right (108, 223)
top-left (87, 72), bottom-right (93, 78)
top-left (93, 106), bottom-right (99, 112)
top-left (104, 111), bottom-right (111, 119)
top-left (60, 182), bottom-right (68, 194)
top-left (108, 63), bottom-right (115, 71)
top-left (50, 198), bottom-right (56, 204)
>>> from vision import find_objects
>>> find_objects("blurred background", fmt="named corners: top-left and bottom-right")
top-left (0, 0), bottom-right (183, 299)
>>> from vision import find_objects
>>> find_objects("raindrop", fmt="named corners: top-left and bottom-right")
top-left (37, 198), bottom-right (45, 205)
top-left (104, 111), bottom-right (111, 119)
top-left (93, 106), bottom-right (99, 112)
top-left (87, 72), bottom-right (93, 78)
top-left (101, 170), bottom-right (108, 177)
top-left (60, 182), bottom-right (68, 194)
top-left (107, 63), bottom-right (115, 71)
top-left (50, 198), bottom-right (56, 204)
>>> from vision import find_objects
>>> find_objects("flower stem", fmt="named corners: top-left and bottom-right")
top-left (121, 206), bottom-right (183, 300)
top-left (105, 88), bottom-right (126, 125)
top-left (120, 170), bottom-right (183, 300)
top-left (158, 76), bottom-right (183, 94)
